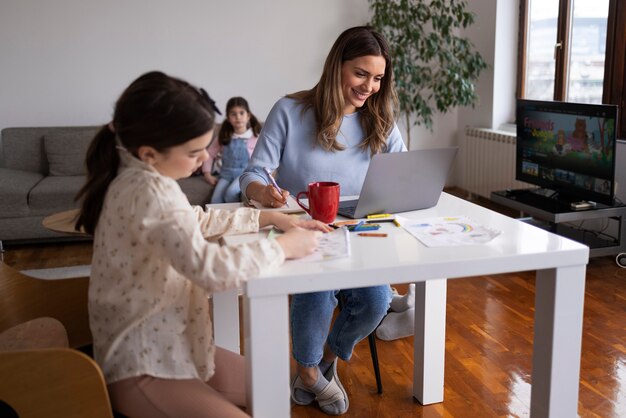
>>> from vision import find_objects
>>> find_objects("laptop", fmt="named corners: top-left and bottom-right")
top-left (337, 147), bottom-right (458, 219)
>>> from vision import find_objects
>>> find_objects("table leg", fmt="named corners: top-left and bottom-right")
top-left (244, 293), bottom-right (290, 418)
top-left (413, 278), bottom-right (447, 404)
top-left (212, 288), bottom-right (240, 353)
top-left (530, 265), bottom-right (586, 417)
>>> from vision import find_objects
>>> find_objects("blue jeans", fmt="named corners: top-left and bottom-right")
top-left (210, 176), bottom-right (242, 203)
top-left (290, 285), bottom-right (392, 367)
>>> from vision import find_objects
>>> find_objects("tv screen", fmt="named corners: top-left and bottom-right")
top-left (516, 99), bottom-right (618, 205)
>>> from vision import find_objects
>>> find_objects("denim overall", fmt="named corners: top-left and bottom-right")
top-left (210, 138), bottom-right (249, 203)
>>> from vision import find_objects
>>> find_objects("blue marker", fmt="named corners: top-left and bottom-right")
top-left (263, 167), bottom-right (289, 207)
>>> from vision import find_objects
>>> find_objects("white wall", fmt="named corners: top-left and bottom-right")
top-left (1, 0), bottom-right (511, 187)
top-left (0, 0), bottom-right (370, 129)
top-left (456, 0), bottom-right (517, 133)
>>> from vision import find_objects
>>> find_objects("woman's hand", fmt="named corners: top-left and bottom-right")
top-left (246, 182), bottom-right (289, 208)
top-left (259, 212), bottom-right (332, 233)
top-left (275, 228), bottom-right (322, 259)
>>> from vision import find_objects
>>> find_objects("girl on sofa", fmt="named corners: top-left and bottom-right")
top-left (75, 71), bottom-right (330, 418)
top-left (202, 96), bottom-right (262, 203)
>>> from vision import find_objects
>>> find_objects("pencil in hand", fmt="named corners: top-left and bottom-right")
top-left (263, 167), bottom-right (289, 208)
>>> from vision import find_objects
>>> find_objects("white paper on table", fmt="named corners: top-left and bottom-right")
top-left (248, 195), bottom-right (303, 214)
top-left (270, 226), bottom-right (351, 263)
top-left (397, 215), bottom-right (501, 247)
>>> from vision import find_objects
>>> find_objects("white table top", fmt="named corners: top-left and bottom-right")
top-left (235, 192), bottom-right (588, 298)
top-left (212, 192), bottom-right (589, 417)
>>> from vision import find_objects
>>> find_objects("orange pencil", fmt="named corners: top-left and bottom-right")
top-left (358, 232), bottom-right (388, 237)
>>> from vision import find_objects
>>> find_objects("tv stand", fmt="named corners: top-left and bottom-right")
top-left (491, 188), bottom-right (626, 257)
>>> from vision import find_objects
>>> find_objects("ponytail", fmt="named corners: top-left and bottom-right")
top-left (74, 71), bottom-right (216, 235)
top-left (218, 121), bottom-right (235, 146)
top-left (75, 125), bottom-right (120, 235)
top-left (249, 113), bottom-right (262, 137)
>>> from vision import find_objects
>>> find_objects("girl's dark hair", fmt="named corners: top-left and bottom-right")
top-left (75, 71), bottom-right (217, 235)
top-left (218, 96), bottom-right (262, 146)
top-left (288, 26), bottom-right (399, 155)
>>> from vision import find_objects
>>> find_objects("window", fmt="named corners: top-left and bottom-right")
top-left (518, 0), bottom-right (626, 137)
top-left (520, 0), bottom-right (609, 103)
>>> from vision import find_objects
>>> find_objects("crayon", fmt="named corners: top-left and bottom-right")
top-left (367, 213), bottom-right (393, 219)
top-left (393, 219), bottom-right (401, 227)
top-left (365, 218), bottom-right (395, 224)
top-left (358, 233), bottom-right (388, 237)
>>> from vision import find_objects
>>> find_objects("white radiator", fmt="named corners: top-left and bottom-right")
top-left (459, 127), bottom-right (530, 199)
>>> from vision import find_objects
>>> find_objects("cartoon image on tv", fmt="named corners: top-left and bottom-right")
top-left (554, 129), bottom-right (569, 155)
top-left (518, 110), bottom-right (615, 194)
top-left (569, 118), bottom-right (589, 152)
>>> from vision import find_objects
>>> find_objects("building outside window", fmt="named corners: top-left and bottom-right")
top-left (521, 0), bottom-right (609, 104)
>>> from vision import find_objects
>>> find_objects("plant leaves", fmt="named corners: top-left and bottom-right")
top-left (368, 0), bottom-right (487, 135)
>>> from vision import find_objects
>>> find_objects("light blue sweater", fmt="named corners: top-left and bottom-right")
top-left (240, 97), bottom-right (406, 197)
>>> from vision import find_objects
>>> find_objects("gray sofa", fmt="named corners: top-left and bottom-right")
top-left (0, 126), bottom-right (215, 243)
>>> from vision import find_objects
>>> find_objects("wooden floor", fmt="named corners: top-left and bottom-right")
top-left (3, 193), bottom-right (626, 418)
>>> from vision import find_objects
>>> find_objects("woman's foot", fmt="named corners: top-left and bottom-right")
top-left (291, 359), bottom-right (348, 415)
top-left (376, 307), bottom-right (415, 341)
top-left (389, 283), bottom-right (415, 312)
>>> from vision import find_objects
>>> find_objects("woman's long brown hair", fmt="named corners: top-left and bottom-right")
top-left (288, 26), bottom-right (399, 155)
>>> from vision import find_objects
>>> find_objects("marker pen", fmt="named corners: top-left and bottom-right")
top-left (367, 213), bottom-right (392, 219)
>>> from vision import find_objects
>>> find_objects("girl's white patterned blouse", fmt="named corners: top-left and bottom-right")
top-left (89, 147), bottom-right (285, 384)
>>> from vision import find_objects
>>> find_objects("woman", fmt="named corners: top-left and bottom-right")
top-left (240, 26), bottom-right (406, 415)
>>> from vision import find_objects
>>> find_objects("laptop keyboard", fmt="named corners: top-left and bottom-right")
top-left (339, 205), bottom-right (356, 216)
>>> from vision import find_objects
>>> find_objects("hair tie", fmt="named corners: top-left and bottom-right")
top-left (107, 121), bottom-right (116, 133)
top-left (199, 88), bottom-right (222, 115)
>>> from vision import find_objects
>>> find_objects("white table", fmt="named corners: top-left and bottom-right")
top-left (211, 193), bottom-right (588, 417)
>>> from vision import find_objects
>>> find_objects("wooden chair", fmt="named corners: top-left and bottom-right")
top-left (0, 348), bottom-right (113, 418)
top-left (0, 263), bottom-right (127, 417)
top-left (0, 261), bottom-right (91, 348)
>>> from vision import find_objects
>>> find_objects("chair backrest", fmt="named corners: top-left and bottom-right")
top-left (0, 348), bottom-right (113, 418)
top-left (0, 262), bottom-right (91, 348)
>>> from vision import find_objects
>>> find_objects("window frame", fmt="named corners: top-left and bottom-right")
top-left (517, 0), bottom-right (626, 137)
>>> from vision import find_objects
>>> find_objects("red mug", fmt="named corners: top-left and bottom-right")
top-left (296, 182), bottom-right (340, 223)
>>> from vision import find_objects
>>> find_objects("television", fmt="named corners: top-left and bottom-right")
top-left (516, 99), bottom-right (618, 206)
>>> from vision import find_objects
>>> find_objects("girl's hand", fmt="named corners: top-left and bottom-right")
top-left (290, 218), bottom-right (333, 233)
top-left (259, 212), bottom-right (332, 233)
top-left (275, 228), bottom-right (322, 259)
top-left (203, 172), bottom-right (218, 185)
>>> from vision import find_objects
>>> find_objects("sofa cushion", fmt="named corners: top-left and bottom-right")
top-left (44, 128), bottom-right (97, 176)
top-left (177, 176), bottom-right (215, 206)
top-left (0, 168), bottom-right (44, 217)
top-left (28, 176), bottom-right (86, 216)
top-left (1, 128), bottom-right (47, 173)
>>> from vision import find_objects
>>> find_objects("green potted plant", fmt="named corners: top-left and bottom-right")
top-left (369, 0), bottom-right (487, 148)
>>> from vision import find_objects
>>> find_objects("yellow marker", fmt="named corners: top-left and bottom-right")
top-left (367, 213), bottom-right (392, 219)
top-left (393, 219), bottom-right (401, 227)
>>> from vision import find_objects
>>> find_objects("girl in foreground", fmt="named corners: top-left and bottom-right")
top-left (75, 71), bottom-right (330, 418)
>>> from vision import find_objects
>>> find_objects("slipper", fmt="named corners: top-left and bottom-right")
top-left (290, 373), bottom-right (315, 405)
top-left (316, 359), bottom-right (349, 415)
